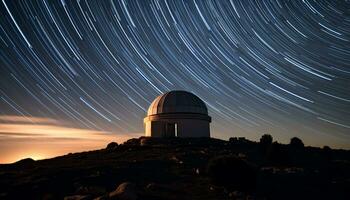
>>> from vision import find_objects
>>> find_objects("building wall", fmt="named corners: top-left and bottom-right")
top-left (145, 121), bottom-right (152, 137)
top-left (145, 121), bottom-right (165, 137)
top-left (144, 117), bottom-right (210, 138)
top-left (176, 119), bottom-right (210, 137)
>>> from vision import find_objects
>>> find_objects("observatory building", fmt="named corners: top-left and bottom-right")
top-left (144, 90), bottom-right (211, 137)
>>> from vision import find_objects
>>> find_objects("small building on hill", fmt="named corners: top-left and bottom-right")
top-left (144, 90), bottom-right (211, 137)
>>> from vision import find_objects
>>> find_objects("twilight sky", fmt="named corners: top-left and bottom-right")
top-left (0, 0), bottom-right (350, 162)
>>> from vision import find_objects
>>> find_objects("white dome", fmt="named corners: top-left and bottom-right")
top-left (147, 91), bottom-right (208, 116)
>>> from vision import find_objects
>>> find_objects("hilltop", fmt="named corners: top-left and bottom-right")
top-left (0, 136), bottom-right (349, 200)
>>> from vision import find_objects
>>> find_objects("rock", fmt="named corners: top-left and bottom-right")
top-left (145, 183), bottom-right (156, 190)
top-left (64, 195), bottom-right (91, 200)
top-left (195, 168), bottom-right (200, 175)
top-left (76, 186), bottom-right (106, 196)
top-left (106, 142), bottom-right (118, 150)
top-left (94, 195), bottom-right (109, 200)
top-left (109, 182), bottom-right (137, 200)
top-left (140, 137), bottom-right (149, 146)
top-left (170, 155), bottom-right (183, 164)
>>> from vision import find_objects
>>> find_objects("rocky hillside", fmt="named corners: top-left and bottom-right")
top-left (0, 137), bottom-right (349, 200)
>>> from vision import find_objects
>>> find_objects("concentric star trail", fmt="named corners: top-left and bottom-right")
top-left (0, 0), bottom-right (349, 148)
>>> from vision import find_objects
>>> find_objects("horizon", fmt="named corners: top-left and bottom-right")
top-left (1, 0), bottom-right (349, 163)
top-left (1, 130), bottom-right (348, 164)
top-left (0, 114), bottom-right (348, 164)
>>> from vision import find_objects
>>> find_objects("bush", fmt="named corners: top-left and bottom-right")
top-left (323, 146), bottom-right (331, 151)
top-left (290, 137), bottom-right (304, 148)
top-left (106, 142), bottom-right (118, 149)
top-left (265, 142), bottom-right (290, 165)
top-left (228, 137), bottom-right (238, 144)
top-left (207, 155), bottom-right (256, 192)
top-left (322, 146), bottom-right (332, 161)
top-left (14, 158), bottom-right (35, 166)
top-left (260, 134), bottom-right (273, 146)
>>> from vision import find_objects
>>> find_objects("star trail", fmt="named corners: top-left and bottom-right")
top-left (1, 0), bottom-right (350, 149)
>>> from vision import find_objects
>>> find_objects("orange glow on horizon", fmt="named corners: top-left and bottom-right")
top-left (0, 115), bottom-right (139, 163)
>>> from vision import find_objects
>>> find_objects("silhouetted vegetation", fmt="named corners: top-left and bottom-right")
top-left (106, 142), bottom-right (118, 150)
top-left (207, 155), bottom-right (256, 192)
top-left (265, 142), bottom-right (290, 165)
top-left (290, 137), bottom-right (304, 149)
top-left (14, 158), bottom-right (35, 165)
top-left (228, 137), bottom-right (255, 146)
top-left (259, 134), bottom-right (273, 157)
top-left (0, 136), bottom-right (349, 200)
top-left (259, 134), bottom-right (273, 146)
top-left (323, 145), bottom-right (331, 151)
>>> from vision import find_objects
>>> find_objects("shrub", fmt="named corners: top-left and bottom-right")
top-left (229, 137), bottom-right (238, 144)
top-left (15, 158), bottom-right (35, 165)
top-left (323, 146), bottom-right (331, 151)
top-left (289, 137), bottom-right (304, 148)
top-left (206, 155), bottom-right (256, 192)
top-left (106, 142), bottom-right (118, 149)
top-left (265, 142), bottom-right (290, 165)
top-left (260, 134), bottom-right (273, 146)
top-left (322, 146), bottom-right (332, 161)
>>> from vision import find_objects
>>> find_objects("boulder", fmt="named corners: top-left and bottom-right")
top-left (109, 182), bottom-right (137, 200)
top-left (140, 137), bottom-right (150, 146)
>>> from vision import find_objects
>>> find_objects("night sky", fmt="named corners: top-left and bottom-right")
top-left (1, 0), bottom-right (350, 151)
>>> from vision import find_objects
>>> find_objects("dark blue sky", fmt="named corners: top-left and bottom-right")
top-left (0, 0), bottom-right (349, 148)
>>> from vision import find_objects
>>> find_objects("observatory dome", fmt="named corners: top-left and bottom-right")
top-left (144, 90), bottom-right (211, 138)
top-left (147, 90), bottom-right (208, 116)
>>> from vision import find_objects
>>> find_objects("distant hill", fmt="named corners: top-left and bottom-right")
top-left (0, 137), bottom-right (349, 200)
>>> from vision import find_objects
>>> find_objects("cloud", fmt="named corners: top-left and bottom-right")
top-left (0, 115), bottom-right (139, 163)
top-left (0, 115), bottom-right (60, 125)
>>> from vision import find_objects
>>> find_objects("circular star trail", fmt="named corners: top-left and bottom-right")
top-left (0, 0), bottom-right (349, 147)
